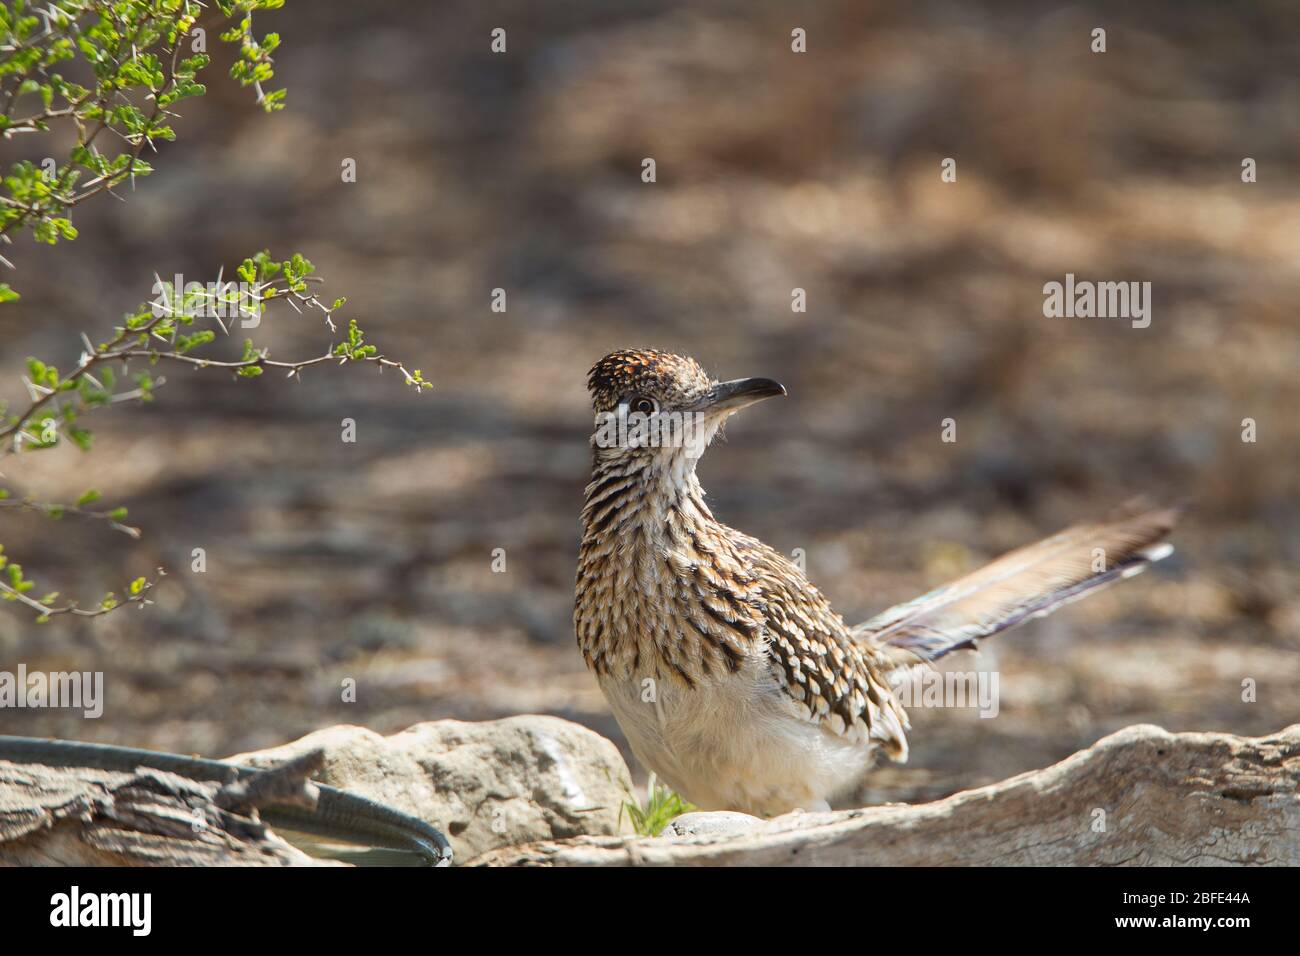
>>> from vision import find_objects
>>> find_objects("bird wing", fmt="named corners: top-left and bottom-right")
top-left (854, 503), bottom-right (1180, 667)
top-left (736, 534), bottom-right (910, 759)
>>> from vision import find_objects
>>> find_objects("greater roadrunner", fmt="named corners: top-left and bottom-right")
top-left (575, 348), bottom-right (1178, 816)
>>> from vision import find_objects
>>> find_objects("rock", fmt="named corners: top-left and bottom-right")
top-left (227, 716), bottom-right (634, 862)
top-left (470, 723), bottom-right (1300, 866)
top-left (0, 761), bottom-right (331, 866)
top-left (663, 811), bottom-right (765, 839)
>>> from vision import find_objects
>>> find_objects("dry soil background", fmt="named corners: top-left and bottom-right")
top-left (0, 0), bottom-right (1296, 806)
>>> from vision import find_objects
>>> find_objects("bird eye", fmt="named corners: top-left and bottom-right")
top-left (631, 396), bottom-right (658, 415)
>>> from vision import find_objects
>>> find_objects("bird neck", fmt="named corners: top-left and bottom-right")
top-left (576, 452), bottom-right (734, 681)
top-left (580, 451), bottom-right (714, 541)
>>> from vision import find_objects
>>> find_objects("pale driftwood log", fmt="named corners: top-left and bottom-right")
top-left (0, 756), bottom-right (331, 866)
top-left (471, 724), bottom-right (1300, 866)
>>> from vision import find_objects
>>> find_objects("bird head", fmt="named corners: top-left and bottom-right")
top-left (586, 348), bottom-right (785, 470)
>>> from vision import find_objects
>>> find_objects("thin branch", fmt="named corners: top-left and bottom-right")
top-left (0, 495), bottom-right (141, 538)
top-left (0, 568), bottom-right (158, 619)
top-left (117, 344), bottom-right (425, 385)
top-left (0, 258), bottom-right (428, 459)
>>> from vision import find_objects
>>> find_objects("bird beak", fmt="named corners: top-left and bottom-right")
top-left (695, 377), bottom-right (787, 414)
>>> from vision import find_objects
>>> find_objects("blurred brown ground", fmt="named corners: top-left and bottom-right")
top-left (0, 1), bottom-right (1297, 806)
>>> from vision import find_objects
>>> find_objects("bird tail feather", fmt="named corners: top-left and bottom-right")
top-left (853, 502), bottom-right (1181, 671)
